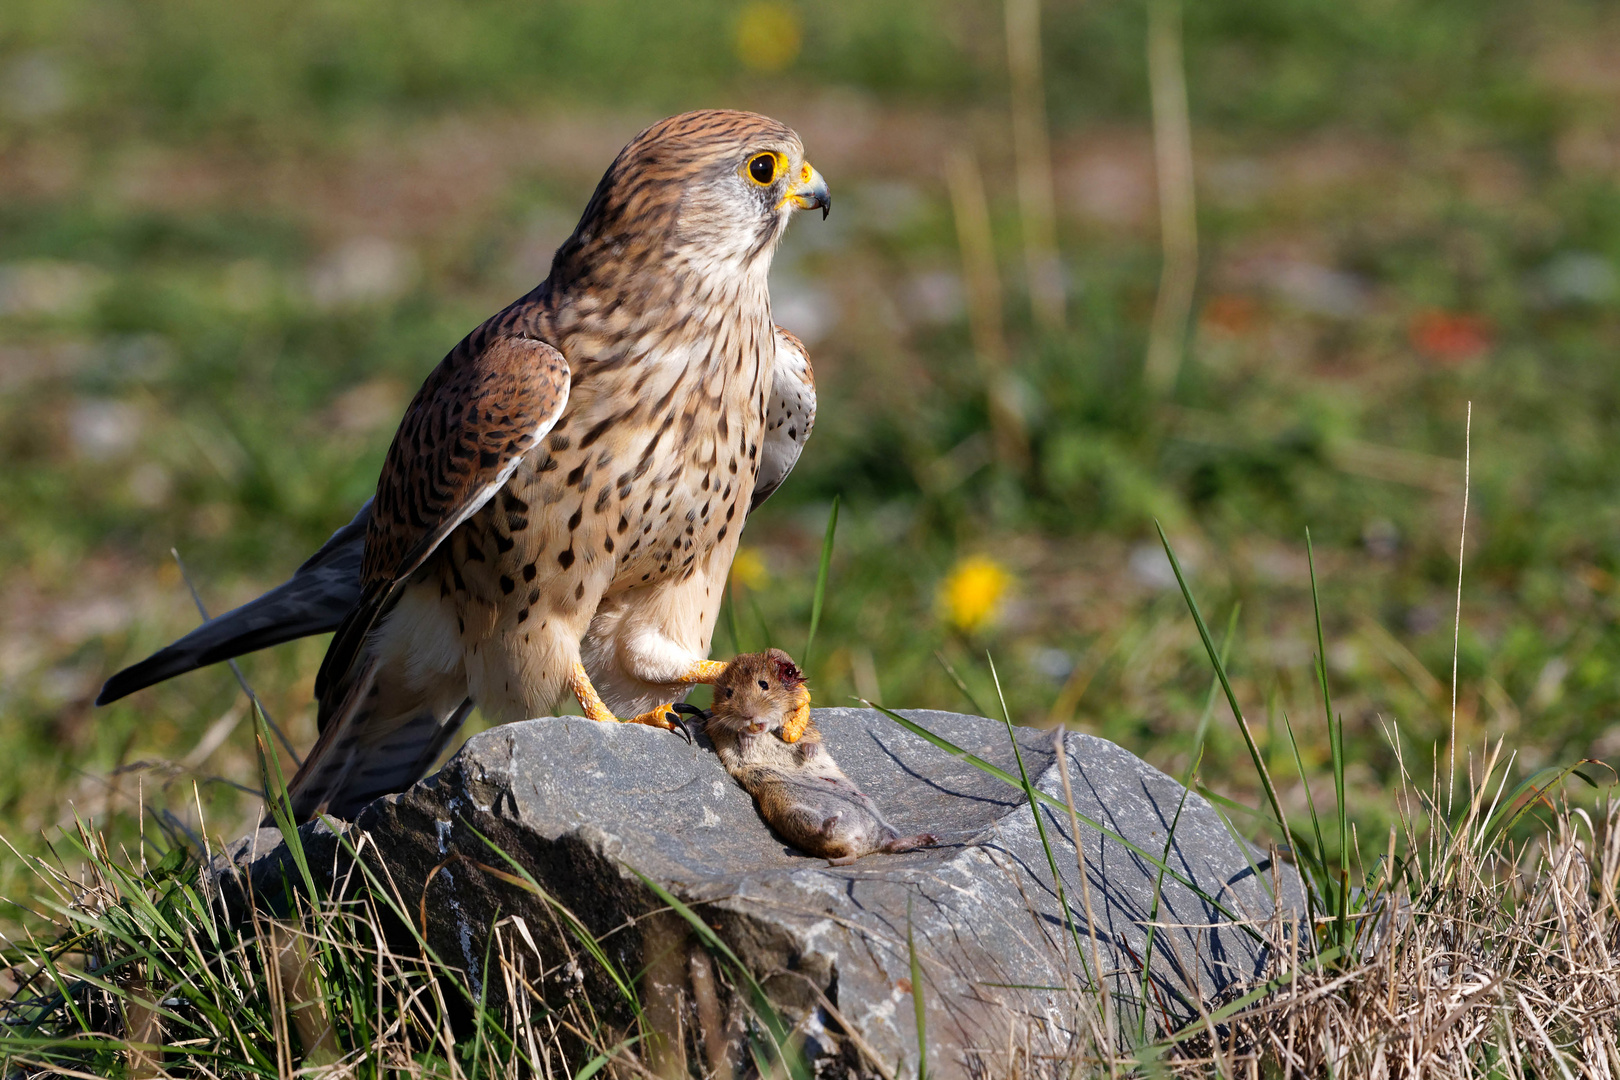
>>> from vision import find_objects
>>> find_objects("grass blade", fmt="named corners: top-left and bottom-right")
top-left (575, 1036), bottom-right (644, 1080)
top-left (1277, 710), bottom-right (1328, 941)
top-left (1135, 744), bottom-right (1199, 1043)
top-left (908, 898), bottom-right (927, 1080)
top-left (252, 704), bottom-right (317, 901)
top-left (987, 654), bottom-right (1092, 983)
top-left (1306, 530), bottom-right (1348, 880)
top-left (1483, 761), bottom-right (1602, 841)
top-left (1155, 522), bottom-right (1297, 875)
top-left (1204, 798), bottom-right (1280, 904)
top-left (1306, 529), bottom-right (1349, 952)
top-left (864, 699), bottom-right (1259, 939)
top-left (464, 827), bottom-right (643, 1016)
top-left (804, 495), bottom-right (840, 669)
top-left (1190, 604), bottom-right (1241, 754)
top-left (934, 649), bottom-right (990, 718)
top-left (625, 867), bottom-right (810, 1080)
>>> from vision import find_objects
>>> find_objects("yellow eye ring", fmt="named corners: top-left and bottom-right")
top-left (745, 152), bottom-right (780, 186)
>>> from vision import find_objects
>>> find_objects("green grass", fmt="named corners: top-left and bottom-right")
top-left (2, 0), bottom-right (1619, 1030)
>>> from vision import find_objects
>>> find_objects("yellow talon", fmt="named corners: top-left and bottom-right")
top-left (626, 704), bottom-right (681, 731)
top-left (569, 664), bottom-right (683, 732)
top-left (778, 688), bottom-right (812, 743)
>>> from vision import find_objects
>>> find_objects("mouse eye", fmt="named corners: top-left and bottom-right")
top-left (758, 679), bottom-right (769, 690)
top-left (724, 687), bottom-right (734, 699)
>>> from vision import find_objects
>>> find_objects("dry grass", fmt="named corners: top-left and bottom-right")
top-left (0, 811), bottom-right (763, 1079)
top-left (1166, 749), bottom-right (1620, 1078)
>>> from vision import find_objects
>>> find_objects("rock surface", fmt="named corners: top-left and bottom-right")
top-left (221, 709), bottom-right (1303, 1077)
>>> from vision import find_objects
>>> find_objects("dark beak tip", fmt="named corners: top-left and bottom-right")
top-left (821, 204), bottom-right (830, 220)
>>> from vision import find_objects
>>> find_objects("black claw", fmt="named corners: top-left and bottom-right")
top-left (669, 701), bottom-right (709, 743)
top-left (667, 711), bottom-right (694, 744)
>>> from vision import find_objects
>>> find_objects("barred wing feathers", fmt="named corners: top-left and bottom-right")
top-left (314, 334), bottom-right (570, 705)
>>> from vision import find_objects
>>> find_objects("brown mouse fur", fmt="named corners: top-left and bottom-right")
top-left (704, 649), bottom-right (938, 865)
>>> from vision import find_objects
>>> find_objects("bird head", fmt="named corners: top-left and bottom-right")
top-left (554, 110), bottom-right (830, 285)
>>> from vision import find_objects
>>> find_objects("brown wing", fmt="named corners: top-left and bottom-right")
top-left (752, 325), bottom-right (817, 511)
top-left (315, 334), bottom-right (569, 702)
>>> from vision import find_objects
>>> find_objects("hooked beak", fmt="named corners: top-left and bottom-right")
top-left (788, 162), bottom-right (831, 220)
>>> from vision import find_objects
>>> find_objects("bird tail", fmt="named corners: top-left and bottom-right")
top-left (97, 501), bottom-right (371, 706)
top-left (283, 655), bottom-right (470, 821)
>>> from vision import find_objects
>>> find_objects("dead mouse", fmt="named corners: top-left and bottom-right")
top-left (689, 649), bottom-right (938, 865)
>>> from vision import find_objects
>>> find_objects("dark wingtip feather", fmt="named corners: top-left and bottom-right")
top-left (95, 679), bottom-right (130, 707)
top-left (96, 645), bottom-right (199, 705)
top-left (95, 502), bottom-right (371, 708)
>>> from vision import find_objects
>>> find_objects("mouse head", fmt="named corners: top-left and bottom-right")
top-left (764, 648), bottom-right (806, 689)
top-left (709, 648), bottom-right (808, 736)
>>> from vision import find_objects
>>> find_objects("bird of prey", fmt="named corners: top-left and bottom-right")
top-left (97, 110), bottom-right (827, 819)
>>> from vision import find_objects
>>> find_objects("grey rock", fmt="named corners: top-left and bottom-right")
top-left (224, 709), bottom-right (1302, 1077)
top-left (207, 820), bottom-right (344, 916)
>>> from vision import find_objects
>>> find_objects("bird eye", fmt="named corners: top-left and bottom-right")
top-left (758, 679), bottom-right (769, 690)
top-left (747, 153), bottom-right (777, 185)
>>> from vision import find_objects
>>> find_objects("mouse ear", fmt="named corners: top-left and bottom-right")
top-left (771, 653), bottom-right (806, 686)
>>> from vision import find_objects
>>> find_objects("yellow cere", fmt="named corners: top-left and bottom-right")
top-left (939, 555), bottom-right (1014, 635)
top-left (775, 161), bottom-right (817, 210)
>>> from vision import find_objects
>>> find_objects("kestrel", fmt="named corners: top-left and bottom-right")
top-left (97, 110), bottom-right (826, 819)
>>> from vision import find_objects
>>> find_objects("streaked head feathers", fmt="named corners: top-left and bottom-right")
top-left (550, 110), bottom-right (828, 289)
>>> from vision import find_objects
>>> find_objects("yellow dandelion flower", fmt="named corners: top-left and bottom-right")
top-left (730, 547), bottom-right (770, 591)
top-left (733, 2), bottom-right (803, 73)
top-left (939, 555), bottom-right (1013, 635)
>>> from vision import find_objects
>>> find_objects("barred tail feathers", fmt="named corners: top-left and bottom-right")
top-left (284, 656), bottom-right (470, 821)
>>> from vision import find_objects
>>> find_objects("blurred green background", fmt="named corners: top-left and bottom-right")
top-left (2, 0), bottom-right (1618, 875)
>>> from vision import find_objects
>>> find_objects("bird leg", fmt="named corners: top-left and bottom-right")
top-left (614, 658), bottom-right (729, 729)
top-left (568, 662), bottom-right (679, 731)
top-left (678, 659), bottom-right (728, 684)
top-left (569, 662), bottom-right (618, 723)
